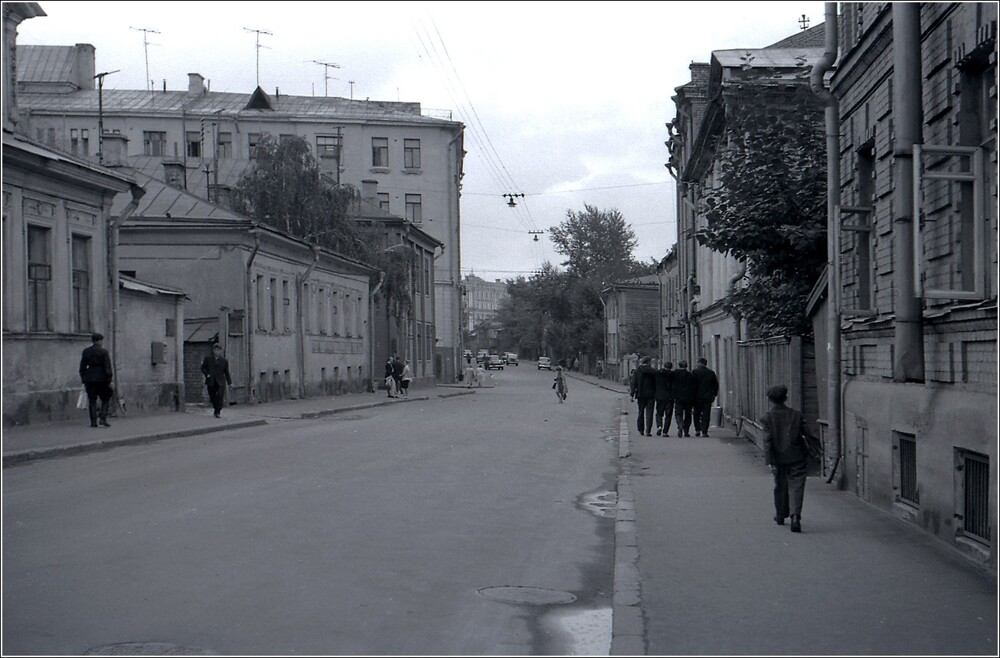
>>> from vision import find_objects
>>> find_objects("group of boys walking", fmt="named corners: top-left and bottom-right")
top-left (629, 356), bottom-right (719, 438)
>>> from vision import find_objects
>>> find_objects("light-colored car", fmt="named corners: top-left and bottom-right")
top-left (537, 356), bottom-right (552, 370)
top-left (505, 352), bottom-right (518, 366)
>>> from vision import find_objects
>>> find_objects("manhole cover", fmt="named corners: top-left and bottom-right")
top-left (85, 643), bottom-right (217, 655)
top-left (477, 586), bottom-right (577, 606)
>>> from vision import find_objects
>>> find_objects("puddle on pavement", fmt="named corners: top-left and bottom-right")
top-left (577, 490), bottom-right (617, 518)
top-left (545, 607), bottom-right (613, 655)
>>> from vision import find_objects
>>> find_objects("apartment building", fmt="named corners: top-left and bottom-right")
top-left (820, 2), bottom-right (997, 570)
top-left (15, 44), bottom-right (466, 382)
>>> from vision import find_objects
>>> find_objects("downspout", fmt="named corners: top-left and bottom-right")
top-left (810, 2), bottom-right (844, 486)
top-left (109, 184), bottom-right (145, 416)
top-left (448, 127), bottom-right (463, 382)
top-left (245, 227), bottom-right (261, 403)
top-left (297, 244), bottom-right (320, 399)
top-left (369, 271), bottom-right (386, 393)
top-left (891, 3), bottom-right (925, 383)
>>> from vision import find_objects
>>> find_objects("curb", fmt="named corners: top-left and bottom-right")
top-left (611, 406), bottom-right (645, 655)
top-left (2, 419), bottom-right (268, 467)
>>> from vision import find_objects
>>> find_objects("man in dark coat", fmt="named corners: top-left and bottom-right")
top-left (629, 356), bottom-right (658, 436)
top-left (79, 332), bottom-right (114, 428)
top-left (653, 360), bottom-right (674, 436)
top-left (391, 355), bottom-right (404, 395)
top-left (761, 384), bottom-right (814, 533)
top-left (692, 356), bottom-right (720, 437)
top-left (671, 360), bottom-right (695, 437)
top-left (201, 343), bottom-right (232, 418)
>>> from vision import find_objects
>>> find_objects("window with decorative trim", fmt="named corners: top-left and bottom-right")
top-left (71, 235), bottom-right (91, 333)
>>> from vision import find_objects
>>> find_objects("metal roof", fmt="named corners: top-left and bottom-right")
top-left (16, 45), bottom-right (78, 86)
top-left (110, 170), bottom-right (247, 222)
top-left (19, 87), bottom-right (458, 125)
top-left (712, 47), bottom-right (826, 70)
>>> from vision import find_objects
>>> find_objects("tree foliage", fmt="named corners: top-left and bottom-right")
top-left (496, 205), bottom-right (653, 365)
top-left (230, 133), bottom-right (411, 316)
top-left (696, 83), bottom-right (827, 337)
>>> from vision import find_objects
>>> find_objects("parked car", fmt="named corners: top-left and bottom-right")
top-left (505, 352), bottom-right (518, 366)
top-left (486, 354), bottom-right (505, 370)
top-left (537, 356), bottom-right (552, 370)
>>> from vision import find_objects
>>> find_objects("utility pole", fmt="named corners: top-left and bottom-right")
top-left (244, 27), bottom-right (272, 87)
top-left (93, 69), bottom-right (120, 164)
top-left (311, 60), bottom-right (341, 97)
top-left (129, 27), bottom-right (159, 93)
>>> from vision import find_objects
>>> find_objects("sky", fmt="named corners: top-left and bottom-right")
top-left (16, 0), bottom-right (827, 282)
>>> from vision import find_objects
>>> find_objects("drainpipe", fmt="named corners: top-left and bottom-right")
top-left (810, 2), bottom-right (844, 487)
top-left (297, 244), bottom-right (321, 399)
top-left (245, 227), bottom-right (261, 403)
top-left (369, 271), bottom-right (386, 392)
top-left (109, 184), bottom-right (145, 416)
top-left (892, 3), bottom-right (925, 383)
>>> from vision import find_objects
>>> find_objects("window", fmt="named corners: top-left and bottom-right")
top-left (404, 138), bottom-right (421, 169)
top-left (269, 277), bottom-right (278, 331)
top-left (334, 291), bottom-right (343, 336)
top-left (317, 134), bottom-right (342, 161)
top-left (956, 450), bottom-right (990, 543)
top-left (27, 225), bottom-right (51, 332)
top-left (318, 287), bottom-right (327, 334)
top-left (70, 128), bottom-right (89, 156)
top-left (282, 280), bottom-right (291, 331)
top-left (356, 296), bottom-right (363, 337)
top-left (218, 132), bottom-right (233, 159)
top-left (894, 432), bottom-right (919, 506)
top-left (377, 192), bottom-right (390, 212)
top-left (71, 235), bottom-right (91, 333)
top-left (845, 143), bottom-right (875, 312)
top-left (186, 131), bottom-right (201, 158)
top-left (249, 133), bottom-right (262, 159)
top-left (256, 275), bottom-right (267, 330)
top-left (279, 134), bottom-right (296, 144)
top-left (143, 131), bottom-right (167, 156)
top-left (405, 194), bottom-right (422, 224)
top-left (372, 137), bottom-right (389, 167)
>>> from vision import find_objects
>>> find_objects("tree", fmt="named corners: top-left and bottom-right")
top-left (696, 83), bottom-right (827, 337)
top-left (230, 134), bottom-right (360, 256)
top-left (549, 204), bottom-right (653, 290)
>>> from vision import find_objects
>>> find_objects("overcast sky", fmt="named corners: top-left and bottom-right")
top-left (17, 1), bottom-right (826, 281)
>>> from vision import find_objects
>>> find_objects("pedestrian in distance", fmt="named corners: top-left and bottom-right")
top-left (79, 332), bottom-right (114, 428)
top-left (553, 365), bottom-right (568, 402)
top-left (692, 356), bottom-right (719, 437)
top-left (672, 360), bottom-right (695, 437)
top-left (400, 359), bottom-right (412, 398)
top-left (761, 384), bottom-right (815, 533)
top-left (392, 355), bottom-right (404, 396)
top-left (654, 360), bottom-right (675, 436)
top-left (201, 342), bottom-right (232, 418)
top-left (630, 356), bottom-right (657, 436)
top-left (384, 357), bottom-right (397, 398)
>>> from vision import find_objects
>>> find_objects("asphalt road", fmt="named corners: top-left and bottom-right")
top-left (2, 366), bottom-right (621, 656)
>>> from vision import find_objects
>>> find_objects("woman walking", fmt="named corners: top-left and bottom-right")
top-left (553, 366), bottom-right (568, 403)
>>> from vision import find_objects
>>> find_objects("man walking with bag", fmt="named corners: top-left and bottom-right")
top-left (79, 332), bottom-right (114, 428)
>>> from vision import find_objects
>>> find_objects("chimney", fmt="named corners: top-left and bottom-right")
top-left (361, 179), bottom-right (378, 202)
top-left (75, 44), bottom-right (96, 90)
top-left (188, 73), bottom-right (205, 95)
top-left (100, 133), bottom-right (129, 167)
top-left (162, 161), bottom-right (186, 190)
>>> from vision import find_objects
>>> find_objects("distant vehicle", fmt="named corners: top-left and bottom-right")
top-left (485, 354), bottom-right (505, 370)
top-left (505, 352), bottom-right (518, 366)
top-left (537, 356), bottom-right (552, 370)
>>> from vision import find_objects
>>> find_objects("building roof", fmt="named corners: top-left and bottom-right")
top-left (764, 22), bottom-right (827, 49)
top-left (120, 274), bottom-right (187, 298)
top-left (2, 129), bottom-right (137, 191)
top-left (15, 44), bottom-right (79, 87)
top-left (109, 169), bottom-right (246, 222)
top-left (712, 47), bottom-right (826, 70)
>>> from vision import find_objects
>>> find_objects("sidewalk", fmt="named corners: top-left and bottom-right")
top-left (566, 371), bottom-right (996, 655)
top-left (2, 384), bottom-right (475, 467)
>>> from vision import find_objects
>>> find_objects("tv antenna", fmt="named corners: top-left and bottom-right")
top-left (311, 60), bottom-right (341, 97)
top-left (244, 27), bottom-right (273, 87)
top-left (129, 26), bottom-right (159, 93)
